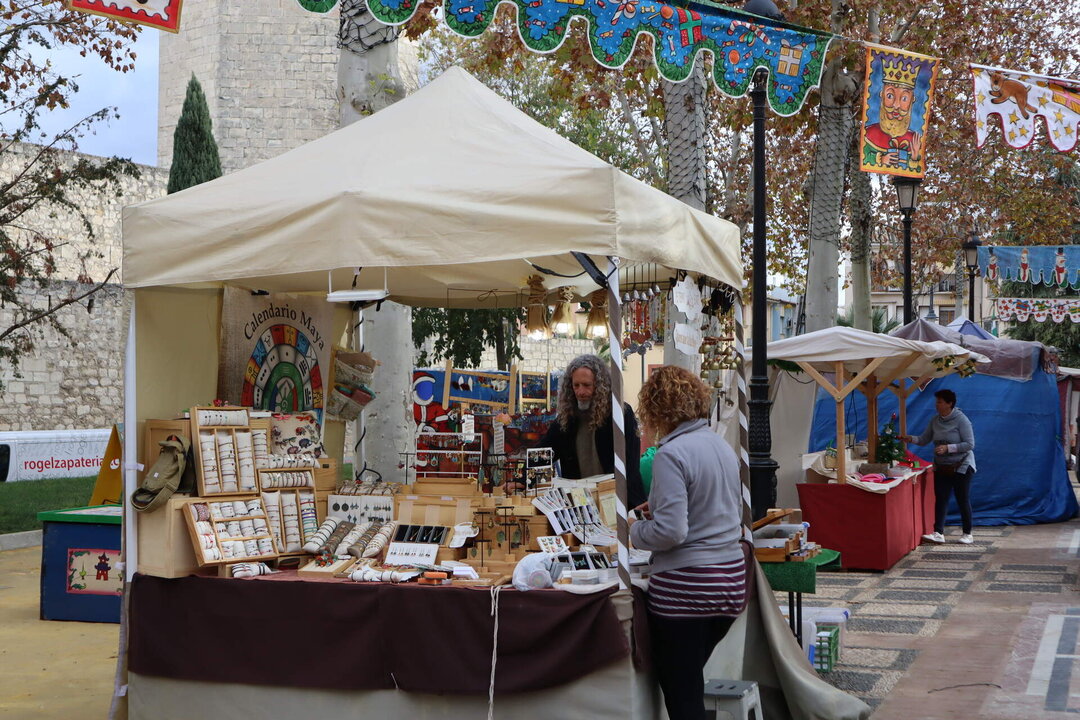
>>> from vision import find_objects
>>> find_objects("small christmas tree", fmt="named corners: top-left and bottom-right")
top-left (875, 414), bottom-right (905, 465)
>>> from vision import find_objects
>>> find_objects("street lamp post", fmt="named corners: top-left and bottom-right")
top-left (747, 66), bottom-right (778, 519)
top-left (926, 279), bottom-right (937, 322)
top-left (962, 229), bottom-right (982, 322)
top-left (891, 176), bottom-right (922, 325)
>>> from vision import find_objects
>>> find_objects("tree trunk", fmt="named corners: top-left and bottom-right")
top-left (848, 2), bottom-right (880, 333)
top-left (803, 56), bottom-right (857, 333)
top-left (338, 0), bottom-right (413, 483)
top-left (849, 164), bottom-right (873, 331)
top-left (494, 318), bottom-right (508, 371)
top-left (661, 65), bottom-right (707, 371)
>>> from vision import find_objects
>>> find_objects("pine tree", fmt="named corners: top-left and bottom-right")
top-left (876, 415), bottom-right (905, 465)
top-left (167, 75), bottom-right (222, 194)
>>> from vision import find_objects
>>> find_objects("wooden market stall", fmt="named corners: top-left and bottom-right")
top-left (767, 327), bottom-right (988, 570)
top-left (116, 67), bottom-right (869, 720)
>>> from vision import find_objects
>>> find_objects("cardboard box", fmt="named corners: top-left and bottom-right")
top-left (395, 494), bottom-right (478, 527)
top-left (804, 469), bottom-right (833, 484)
top-left (136, 495), bottom-right (205, 578)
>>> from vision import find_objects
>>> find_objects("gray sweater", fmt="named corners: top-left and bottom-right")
top-left (629, 418), bottom-right (743, 574)
top-left (912, 407), bottom-right (976, 473)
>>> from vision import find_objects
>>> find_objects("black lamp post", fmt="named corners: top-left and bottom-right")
top-left (891, 176), bottom-right (922, 325)
top-left (962, 229), bottom-right (982, 322)
top-left (746, 66), bottom-right (778, 519)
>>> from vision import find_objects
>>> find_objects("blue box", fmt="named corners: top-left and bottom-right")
top-left (37, 505), bottom-right (123, 623)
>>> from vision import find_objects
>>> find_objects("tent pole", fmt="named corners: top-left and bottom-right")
top-left (605, 258), bottom-right (631, 591)
top-left (898, 379), bottom-right (909, 439)
top-left (733, 295), bottom-right (753, 539)
top-left (835, 362), bottom-right (846, 483)
top-left (123, 300), bottom-right (138, 580)
top-left (866, 374), bottom-right (879, 462)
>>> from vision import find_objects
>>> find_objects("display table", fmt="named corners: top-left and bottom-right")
top-left (796, 468), bottom-right (934, 571)
top-left (37, 505), bottom-right (123, 622)
top-left (126, 572), bottom-right (660, 719)
top-left (759, 549), bottom-right (840, 645)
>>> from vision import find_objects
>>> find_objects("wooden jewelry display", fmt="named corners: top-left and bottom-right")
top-left (190, 406), bottom-right (258, 496)
top-left (261, 489), bottom-right (320, 554)
top-left (184, 498), bottom-right (278, 566)
top-left (257, 467), bottom-right (316, 490)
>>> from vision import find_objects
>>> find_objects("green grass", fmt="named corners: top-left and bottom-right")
top-left (0, 476), bottom-right (97, 534)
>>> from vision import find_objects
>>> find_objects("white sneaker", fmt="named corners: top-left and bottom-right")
top-left (922, 532), bottom-right (945, 544)
top-left (958, 534), bottom-right (974, 544)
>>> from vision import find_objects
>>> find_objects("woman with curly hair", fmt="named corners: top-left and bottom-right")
top-left (536, 354), bottom-right (645, 506)
top-left (631, 365), bottom-right (748, 720)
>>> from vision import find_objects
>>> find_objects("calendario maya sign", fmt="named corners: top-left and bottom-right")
top-left (218, 288), bottom-right (334, 418)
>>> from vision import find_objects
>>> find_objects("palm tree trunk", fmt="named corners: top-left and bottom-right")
top-left (338, 0), bottom-right (413, 483)
top-left (661, 65), bottom-right (707, 371)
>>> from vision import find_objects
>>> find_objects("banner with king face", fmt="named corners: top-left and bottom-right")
top-left (859, 44), bottom-right (941, 178)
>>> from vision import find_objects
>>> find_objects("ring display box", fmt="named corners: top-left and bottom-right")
top-left (183, 498), bottom-right (279, 566)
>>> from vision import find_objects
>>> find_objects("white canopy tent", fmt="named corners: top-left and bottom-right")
top-left (123, 66), bottom-right (741, 304)
top-left (767, 326), bottom-right (989, 480)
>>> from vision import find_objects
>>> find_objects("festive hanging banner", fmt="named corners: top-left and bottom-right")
top-left (977, 246), bottom-right (1080, 288)
top-left (65, 0), bottom-right (183, 32)
top-left (995, 298), bottom-right (1080, 324)
top-left (859, 44), bottom-right (941, 178)
top-left (971, 64), bottom-right (1080, 152)
top-left (366, 0), bottom-right (834, 116)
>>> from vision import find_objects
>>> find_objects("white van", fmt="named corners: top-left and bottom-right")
top-left (0, 429), bottom-right (111, 482)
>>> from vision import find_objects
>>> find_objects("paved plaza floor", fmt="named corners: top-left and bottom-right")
top-left (2, 476), bottom-right (1078, 719)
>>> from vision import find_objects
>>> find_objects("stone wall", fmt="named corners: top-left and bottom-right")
top-left (0, 282), bottom-right (128, 431)
top-left (0, 143), bottom-right (167, 284)
top-left (158, 0), bottom-right (341, 174)
top-left (478, 337), bottom-right (600, 374)
top-left (0, 145), bottom-right (167, 430)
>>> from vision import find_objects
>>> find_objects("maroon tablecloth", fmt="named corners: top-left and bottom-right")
top-left (129, 573), bottom-right (630, 694)
top-left (796, 468), bottom-right (935, 571)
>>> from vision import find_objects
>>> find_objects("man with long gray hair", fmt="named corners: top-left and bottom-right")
top-left (538, 354), bottom-right (645, 507)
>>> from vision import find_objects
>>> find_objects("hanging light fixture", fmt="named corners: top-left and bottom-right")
top-left (549, 286), bottom-right (576, 335)
top-left (525, 275), bottom-right (550, 340)
top-left (585, 289), bottom-right (608, 339)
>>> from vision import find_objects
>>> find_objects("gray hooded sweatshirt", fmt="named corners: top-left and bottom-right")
top-left (629, 418), bottom-right (743, 574)
top-left (912, 407), bottom-right (976, 473)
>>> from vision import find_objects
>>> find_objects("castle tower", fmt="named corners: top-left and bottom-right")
top-left (158, 1), bottom-right (340, 174)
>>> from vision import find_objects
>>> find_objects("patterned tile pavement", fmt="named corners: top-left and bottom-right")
top-left (775, 528), bottom-right (1011, 709)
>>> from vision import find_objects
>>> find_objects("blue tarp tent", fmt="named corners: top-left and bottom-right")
top-left (809, 321), bottom-right (1078, 526)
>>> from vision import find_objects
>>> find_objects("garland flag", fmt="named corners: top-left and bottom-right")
top-left (64, 0), bottom-right (183, 32)
top-left (995, 298), bottom-right (1080, 324)
top-left (859, 44), bottom-right (940, 178)
top-left (365, 0), bottom-right (834, 116)
top-left (971, 64), bottom-right (1080, 152)
top-left (977, 246), bottom-right (1080, 289)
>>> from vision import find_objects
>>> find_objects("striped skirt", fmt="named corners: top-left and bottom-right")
top-left (647, 556), bottom-right (749, 619)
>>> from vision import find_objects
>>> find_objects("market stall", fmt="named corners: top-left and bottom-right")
top-left (117, 67), bottom-right (867, 720)
top-left (767, 326), bottom-right (988, 570)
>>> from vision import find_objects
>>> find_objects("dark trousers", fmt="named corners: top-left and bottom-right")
top-left (648, 611), bottom-right (736, 720)
top-left (934, 466), bottom-right (973, 534)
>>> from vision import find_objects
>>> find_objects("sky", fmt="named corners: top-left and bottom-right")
top-left (34, 30), bottom-right (159, 167)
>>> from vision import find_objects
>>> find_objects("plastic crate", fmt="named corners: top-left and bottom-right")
top-left (813, 625), bottom-right (840, 672)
